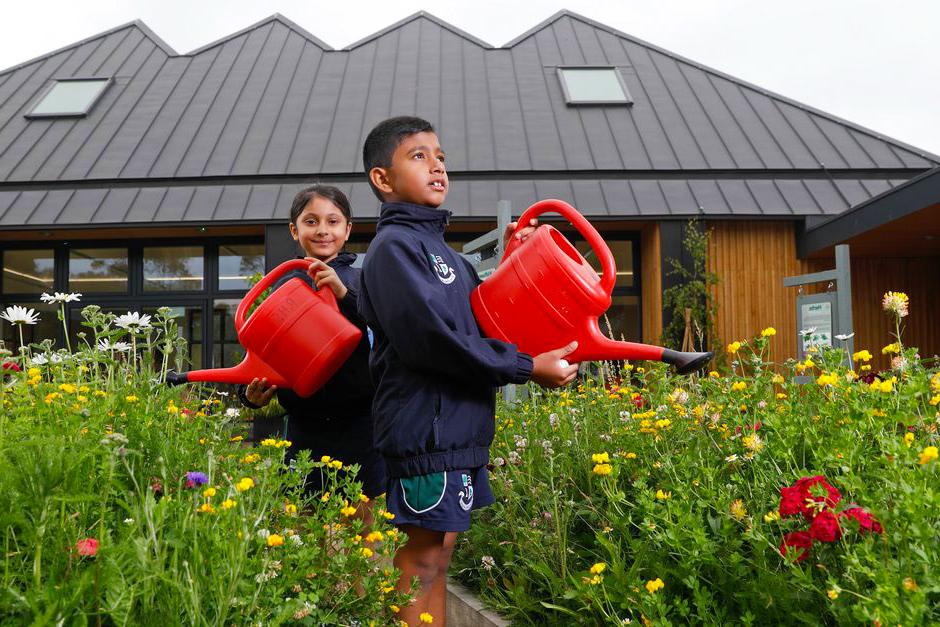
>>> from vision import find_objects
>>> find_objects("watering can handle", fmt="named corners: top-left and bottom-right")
top-left (234, 259), bottom-right (338, 331)
top-left (504, 199), bottom-right (616, 295)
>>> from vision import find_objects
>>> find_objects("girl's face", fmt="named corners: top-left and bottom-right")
top-left (290, 196), bottom-right (352, 261)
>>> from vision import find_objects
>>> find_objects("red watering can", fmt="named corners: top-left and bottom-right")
top-left (166, 259), bottom-right (362, 396)
top-left (470, 200), bottom-right (712, 374)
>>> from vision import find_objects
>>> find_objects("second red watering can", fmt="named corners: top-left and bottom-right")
top-left (470, 200), bottom-right (712, 374)
top-left (166, 259), bottom-right (362, 396)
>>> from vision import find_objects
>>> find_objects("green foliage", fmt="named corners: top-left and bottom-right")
top-left (455, 328), bottom-right (940, 625)
top-left (661, 220), bottom-right (720, 353)
top-left (0, 307), bottom-right (407, 625)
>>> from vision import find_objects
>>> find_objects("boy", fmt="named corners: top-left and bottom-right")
top-left (358, 116), bottom-right (578, 625)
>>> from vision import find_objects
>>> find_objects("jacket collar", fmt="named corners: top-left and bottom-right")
top-left (377, 201), bottom-right (451, 234)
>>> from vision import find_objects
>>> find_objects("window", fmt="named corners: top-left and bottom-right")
top-left (218, 244), bottom-right (264, 291)
top-left (143, 246), bottom-right (204, 291)
top-left (69, 248), bottom-right (129, 293)
top-left (557, 67), bottom-right (632, 105)
top-left (2, 249), bottom-right (55, 293)
top-left (27, 78), bottom-right (110, 117)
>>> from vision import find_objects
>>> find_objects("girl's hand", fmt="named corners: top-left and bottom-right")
top-left (502, 217), bottom-right (539, 252)
top-left (306, 258), bottom-right (348, 300)
top-left (246, 377), bottom-right (277, 407)
top-left (531, 341), bottom-right (580, 388)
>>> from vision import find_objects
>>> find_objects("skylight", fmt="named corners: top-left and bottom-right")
top-left (557, 67), bottom-right (632, 105)
top-left (26, 78), bottom-right (111, 118)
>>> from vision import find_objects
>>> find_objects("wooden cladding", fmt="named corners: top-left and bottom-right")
top-left (641, 223), bottom-right (662, 345)
top-left (707, 220), bottom-right (940, 368)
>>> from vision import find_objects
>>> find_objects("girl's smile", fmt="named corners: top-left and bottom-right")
top-left (290, 195), bottom-right (352, 261)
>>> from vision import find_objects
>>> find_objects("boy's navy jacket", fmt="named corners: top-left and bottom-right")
top-left (359, 201), bottom-right (533, 478)
top-left (238, 252), bottom-right (373, 420)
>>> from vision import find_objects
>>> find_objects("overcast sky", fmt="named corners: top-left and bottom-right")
top-left (3, 0), bottom-right (938, 157)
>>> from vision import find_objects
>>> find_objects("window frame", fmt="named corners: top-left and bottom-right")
top-left (556, 66), bottom-right (633, 106)
top-left (25, 76), bottom-right (113, 119)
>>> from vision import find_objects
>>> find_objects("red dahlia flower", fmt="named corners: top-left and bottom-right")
top-left (75, 537), bottom-right (99, 557)
top-left (808, 510), bottom-right (842, 543)
top-left (840, 507), bottom-right (884, 534)
top-left (778, 485), bottom-right (804, 517)
top-left (779, 531), bottom-right (813, 563)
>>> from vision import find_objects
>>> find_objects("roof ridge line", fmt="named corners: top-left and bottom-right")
top-left (343, 11), bottom-right (493, 50)
top-left (0, 20), bottom-right (176, 77)
top-left (187, 14), bottom-right (333, 55)
top-left (504, 9), bottom-right (940, 165)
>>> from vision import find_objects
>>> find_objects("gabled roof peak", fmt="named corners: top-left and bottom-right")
top-left (343, 11), bottom-right (493, 50)
top-left (186, 14), bottom-right (333, 54)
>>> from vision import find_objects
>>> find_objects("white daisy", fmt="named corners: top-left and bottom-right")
top-left (225, 407), bottom-right (241, 418)
top-left (0, 305), bottom-right (40, 325)
top-left (30, 354), bottom-right (49, 365)
top-left (114, 312), bottom-right (152, 332)
top-left (40, 292), bottom-right (82, 304)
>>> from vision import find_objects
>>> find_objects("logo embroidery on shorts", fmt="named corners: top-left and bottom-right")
top-left (428, 252), bottom-right (456, 285)
top-left (458, 473), bottom-right (474, 511)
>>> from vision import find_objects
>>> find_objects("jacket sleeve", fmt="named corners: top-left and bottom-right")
top-left (361, 236), bottom-right (532, 386)
top-left (335, 267), bottom-right (367, 328)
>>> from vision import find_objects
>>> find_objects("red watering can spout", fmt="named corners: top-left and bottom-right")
top-left (471, 199), bottom-right (713, 374)
top-left (165, 351), bottom-right (289, 387)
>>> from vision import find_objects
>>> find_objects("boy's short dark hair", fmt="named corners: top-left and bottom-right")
top-left (363, 116), bottom-right (435, 201)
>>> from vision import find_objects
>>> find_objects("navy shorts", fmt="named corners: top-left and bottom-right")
top-left (385, 466), bottom-right (494, 533)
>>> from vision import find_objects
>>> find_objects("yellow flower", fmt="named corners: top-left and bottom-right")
top-left (919, 446), bottom-right (938, 465)
top-left (816, 373), bottom-right (839, 387)
top-left (776, 393), bottom-right (788, 400)
top-left (260, 438), bottom-right (277, 447)
top-left (229, 435), bottom-right (244, 442)
top-left (321, 491), bottom-right (331, 503)
top-left (625, 452), bottom-right (637, 459)
top-left (761, 327), bottom-right (776, 337)
top-left (645, 578), bottom-right (665, 594)
top-left (591, 452), bottom-right (610, 464)
top-left (284, 503), bottom-right (298, 515)
top-left (202, 487), bottom-right (216, 498)
top-left (771, 374), bottom-right (785, 384)
top-left (235, 477), bottom-right (255, 492)
top-left (726, 341), bottom-right (741, 354)
top-left (903, 577), bottom-right (918, 592)
top-left (729, 499), bottom-right (747, 520)
top-left (381, 510), bottom-right (395, 520)
top-left (742, 434), bottom-right (764, 453)
top-left (827, 589), bottom-right (839, 600)
top-left (390, 605), bottom-right (400, 614)
top-left (360, 547), bottom-right (374, 558)
top-left (329, 460), bottom-right (343, 470)
top-left (365, 531), bottom-right (384, 543)
top-left (93, 390), bottom-right (107, 397)
top-left (221, 499), bottom-right (236, 510)
top-left (360, 493), bottom-right (370, 503)
top-left (655, 489), bottom-right (671, 501)
top-left (241, 453), bottom-right (261, 464)
top-left (593, 463), bottom-right (613, 476)
top-left (731, 381), bottom-right (747, 392)
top-left (882, 291), bottom-right (909, 317)
top-left (341, 504), bottom-right (357, 517)
top-left (125, 395), bottom-right (138, 403)
top-left (27, 367), bottom-right (41, 377)
top-left (708, 370), bottom-right (720, 378)
top-left (881, 342), bottom-right (900, 355)
top-left (267, 534), bottom-right (284, 547)
top-left (197, 502), bottom-right (215, 514)
top-left (852, 349), bottom-right (872, 362)
top-left (58, 383), bottom-right (76, 394)
top-left (590, 562), bottom-right (606, 575)
top-left (419, 612), bottom-right (434, 624)
top-left (320, 455), bottom-right (332, 463)
top-left (763, 511), bottom-right (781, 523)
top-left (903, 432), bottom-right (915, 448)
top-left (929, 394), bottom-right (940, 407)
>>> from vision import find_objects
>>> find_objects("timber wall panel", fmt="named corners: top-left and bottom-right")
top-left (641, 223), bottom-right (662, 344)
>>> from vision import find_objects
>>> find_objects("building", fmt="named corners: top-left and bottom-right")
top-left (1, 11), bottom-right (937, 368)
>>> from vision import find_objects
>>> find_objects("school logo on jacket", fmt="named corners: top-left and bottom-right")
top-left (458, 473), bottom-right (474, 511)
top-left (428, 252), bottom-right (456, 284)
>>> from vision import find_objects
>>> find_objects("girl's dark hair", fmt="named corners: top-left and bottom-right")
top-left (289, 184), bottom-right (353, 225)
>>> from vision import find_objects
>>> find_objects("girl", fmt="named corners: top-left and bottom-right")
top-left (237, 185), bottom-right (385, 519)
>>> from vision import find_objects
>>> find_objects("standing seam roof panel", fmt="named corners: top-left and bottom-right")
top-left (708, 76), bottom-right (793, 168)
top-left (462, 41), bottom-right (496, 171)
top-left (388, 20), bottom-right (420, 120)
top-left (485, 51), bottom-right (530, 170)
top-left (355, 34), bottom-right (398, 170)
top-left (287, 51), bottom-right (348, 172)
top-left (438, 30), bottom-right (469, 172)
top-left (740, 89), bottom-right (819, 168)
top-left (322, 41), bottom-right (377, 172)
top-left (776, 101), bottom-right (851, 168)
top-left (414, 19), bottom-right (443, 139)
top-left (512, 39), bottom-right (569, 169)
top-left (810, 114), bottom-right (877, 169)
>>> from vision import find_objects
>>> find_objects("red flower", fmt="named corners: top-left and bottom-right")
top-left (779, 531), bottom-right (813, 563)
top-left (793, 476), bottom-right (841, 518)
top-left (808, 510), bottom-right (842, 543)
top-left (75, 538), bottom-right (98, 557)
top-left (778, 485), bottom-right (804, 518)
top-left (632, 396), bottom-right (644, 409)
top-left (840, 507), bottom-right (884, 534)
top-left (2, 361), bottom-right (21, 372)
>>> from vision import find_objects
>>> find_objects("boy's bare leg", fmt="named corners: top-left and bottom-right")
top-left (394, 525), bottom-right (446, 625)
top-left (428, 531), bottom-right (458, 626)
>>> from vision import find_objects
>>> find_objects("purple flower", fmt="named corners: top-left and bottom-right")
top-left (185, 471), bottom-right (209, 488)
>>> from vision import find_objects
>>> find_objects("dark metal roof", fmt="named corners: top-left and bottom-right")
top-left (0, 10), bottom-right (936, 227)
top-left (798, 166), bottom-right (940, 256)
top-left (0, 176), bottom-right (911, 228)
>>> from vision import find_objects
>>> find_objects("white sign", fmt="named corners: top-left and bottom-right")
top-left (801, 301), bottom-right (832, 349)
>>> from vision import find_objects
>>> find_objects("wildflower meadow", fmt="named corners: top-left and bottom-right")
top-left (0, 299), bottom-right (409, 625)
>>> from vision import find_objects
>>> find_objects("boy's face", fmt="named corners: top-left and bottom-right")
top-left (370, 131), bottom-right (448, 208)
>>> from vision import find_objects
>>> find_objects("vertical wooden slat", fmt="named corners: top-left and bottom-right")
top-left (641, 223), bottom-right (662, 344)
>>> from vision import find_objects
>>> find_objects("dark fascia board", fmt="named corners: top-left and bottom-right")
top-left (504, 10), bottom-right (940, 165)
top-left (797, 166), bottom-right (940, 257)
top-left (186, 13), bottom-right (333, 54)
top-left (0, 20), bottom-right (177, 77)
top-left (343, 11), bottom-right (493, 50)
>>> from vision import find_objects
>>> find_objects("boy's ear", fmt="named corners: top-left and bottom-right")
top-left (369, 166), bottom-right (394, 197)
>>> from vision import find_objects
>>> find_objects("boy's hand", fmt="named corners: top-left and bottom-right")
top-left (306, 258), bottom-right (348, 300)
top-left (530, 341), bottom-right (580, 388)
top-left (502, 218), bottom-right (539, 253)
top-left (245, 377), bottom-right (277, 407)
